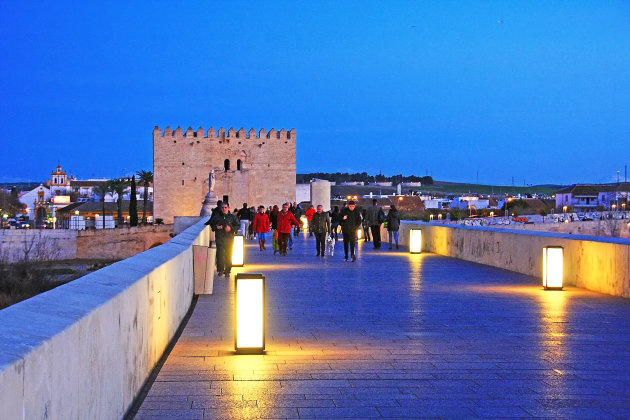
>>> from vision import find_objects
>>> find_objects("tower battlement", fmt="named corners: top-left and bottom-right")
top-left (153, 126), bottom-right (296, 141)
top-left (153, 124), bottom-right (297, 223)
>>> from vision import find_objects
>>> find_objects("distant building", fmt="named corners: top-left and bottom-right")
top-left (555, 183), bottom-right (629, 211)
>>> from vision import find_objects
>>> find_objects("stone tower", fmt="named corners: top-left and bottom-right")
top-left (153, 126), bottom-right (296, 223)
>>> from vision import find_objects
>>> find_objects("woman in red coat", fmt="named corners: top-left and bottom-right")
top-left (276, 202), bottom-right (300, 256)
top-left (253, 205), bottom-right (270, 251)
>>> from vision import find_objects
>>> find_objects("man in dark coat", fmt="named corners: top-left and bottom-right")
top-left (311, 204), bottom-right (331, 257)
top-left (366, 199), bottom-right (385, 249)
top-left (339, 200), bottom-right (362, 262)
top-left (208, 202), bottom-right (240, 277)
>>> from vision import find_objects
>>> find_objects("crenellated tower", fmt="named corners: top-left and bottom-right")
top-left (153, 125), bottom-right (297, 223)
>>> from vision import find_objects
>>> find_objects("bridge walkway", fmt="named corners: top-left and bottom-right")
top-left (134, 233), bottom-right (630, 418)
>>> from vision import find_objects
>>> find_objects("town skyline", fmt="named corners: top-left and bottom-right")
top-left (1, 2), bottom-right (628, 185)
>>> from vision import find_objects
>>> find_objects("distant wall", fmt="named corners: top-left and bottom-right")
top-left (0, 225), bottom-right (173, 263)
top-left (0, 229), bottom-right (77, 262)
top-left (382, 222), bottom-right (630, 298)
top-left (76, 225), bottom-right (172, 259)
top-left (0, 218), bottom-right (210, 419)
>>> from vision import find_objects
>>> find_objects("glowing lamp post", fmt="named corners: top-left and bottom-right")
top-left (356, 228), bottom-right (363, 240)
top-left (300, 215), bottom-right (308, 231)
top-left (232, 234), bottom-right (244, 267)
top-left (542, 246), bottom-right (563, 290)
top-left (409, 229), bottom-right (422, 254)
top-left (235, 273), bottom-right (265, 353)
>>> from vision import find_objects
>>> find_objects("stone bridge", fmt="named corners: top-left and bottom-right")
top-left (0, 219), bottom-right (628, 418)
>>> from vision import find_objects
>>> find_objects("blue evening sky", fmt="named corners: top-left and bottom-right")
top-left (1, 1), bottom-right (628, 186)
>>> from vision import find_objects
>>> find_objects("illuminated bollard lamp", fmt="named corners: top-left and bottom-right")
top-left (235, 273), bottom-right (265, 353)
top-left (409, 229), bottom-right (422, 254)
top-left (542, 246), bottom-right (563, 290)
top-left (232, 234), bottom-right (244, 267)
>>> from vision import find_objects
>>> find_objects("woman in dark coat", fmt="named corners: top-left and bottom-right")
top-left (386, 205), bottom-right (401, 250)
top-left (330, 206), bottom-right (340, 240)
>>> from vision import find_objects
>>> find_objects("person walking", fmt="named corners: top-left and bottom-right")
top-left (366, 199), bottom-right (385, 249)
top-left (237, 203), bottom-right (251, 236)
top-left (386, 205), bottom-right (401, 250)
top-left (361, 208), bottom-right (371, 242)
top-left (330, 206), bottom-right (340, 240)
top-left (277, 202), bottom-right (300, 256)
top-left (311, 204), bottom-right (331, 256)
top-left (305, 205), bottom-right (316, 237)
top-left (339, 200), bottom-right (362, 262)
top-left (253, 205), bottom-right (270, 251)
top-left (208, 202), bottom-right (240, 277)
top-left (248, 206), bottom-right (256, 239)
top-left (290, 201), bottom-right (302, 236)
top-left (269, 205), bottom-right (280, 255)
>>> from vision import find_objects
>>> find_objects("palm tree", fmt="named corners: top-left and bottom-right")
top-left (108, 178), bottom-right (129, 227)
top-left (94, 181), bottom-right (111, 230)
top-left (129, 175), bottom-right (138, 227)
top-left (136, 170), bottom-right (153, 224)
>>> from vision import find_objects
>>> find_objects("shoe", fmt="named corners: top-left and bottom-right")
top-left (352, 256), bottom-right (356, 262)
top-left (289, 246), bottom-right (293, 250)
top-left (389, 246), bottom-right (392, 250)
top-left (344, 256), bottom-right (348, 261)
top-left (316, 252), bottom-right (320, 256)
top-left (396, 244), bottom-right (399, 250)
top-left (273, 250), bottom-right (277, 255)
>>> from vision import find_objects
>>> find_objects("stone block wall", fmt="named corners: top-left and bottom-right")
top-left (76, 225), bottom-right (172, 260)
top-left (0, 229), bottom-right (77, 262)
top-left (153, 126), bottom-right (297, 223)
top-left (381, 221), bottom-right (630, 298)
top-left (0, 218), bottom-right (210, 419)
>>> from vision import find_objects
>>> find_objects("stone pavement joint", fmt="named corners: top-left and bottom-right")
top-left (135, 234), bottom-right (630, 418)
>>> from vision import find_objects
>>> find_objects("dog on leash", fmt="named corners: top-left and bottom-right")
top-left (326, 234), bottom-right (335, 256)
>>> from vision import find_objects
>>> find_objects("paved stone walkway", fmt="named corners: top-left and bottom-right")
top-left (135, 234), bottom-right (630, 419)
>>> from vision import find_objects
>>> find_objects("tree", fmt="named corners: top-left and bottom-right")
top-left (129, 176), bottom-right (138, 227)
top-left (0, 189), bottom-right (25, 218)
top-left (136, 170), bottom-right (153, 224)
top-left (108, 178), bottom-right (128, 227)
top-left (94, 181), bottom-right (111, 230)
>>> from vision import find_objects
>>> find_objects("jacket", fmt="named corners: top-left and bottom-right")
top-left (339, 207), bottom-right (362, 235)
top-left (386, 210), bottom-right (401, 231)
top-left (289, 205), bottom-right (302, 218)
top-left (277, 210), bottom-right (300, 234)
top-left (305, 207), bottom-right (316, 221)
top-left (208, 211), bottom-right (240, 244)
top-left (269, 211), bottom-right (278, 230)
top-left (253, 212), bottom-right (270, 233)
top-left (237, 207), bottom-right (251, 221)
top-left (366, 205), bottom-right (385, 226)
top-left (310, 211), bottom-right (331, 234)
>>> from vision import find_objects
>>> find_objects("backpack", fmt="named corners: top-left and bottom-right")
top-left (378, 208), bottom-right (386, 224)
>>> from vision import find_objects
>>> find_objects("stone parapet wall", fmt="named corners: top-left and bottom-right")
top-left (381, 221), bottom-right (630, 298)
top-left (0, 218), bottom-right (210, 419)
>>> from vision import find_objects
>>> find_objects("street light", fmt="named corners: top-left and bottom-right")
top-left (235, 273), bottom-right (265, 353)
top-left (232, 234), bottom-right (244, 267)
top-left (542, 246), bottom-right (563, 290)
top-left (409, 229), bottom-right (421, 254)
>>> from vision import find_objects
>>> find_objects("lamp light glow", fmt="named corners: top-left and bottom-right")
top-left (409, 229), bottom-right (422, 254)
top-left (542, 246), bottom-right (563, 290)
top-left (357, 228), bottom-right (363, 240)
top-left (300, 215), bottom-right (308, 230)
top-left (232, 234), bottom-right (244, 266)
top-left (235, 273), bottom-right (265, 353)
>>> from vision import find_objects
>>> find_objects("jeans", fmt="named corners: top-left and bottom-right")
top-left (388, 230), bottom-right (399, 245)
top-left (343, 239), bottom-right (356, 259)
top-left (330, 223), bottom-right (339, 239)
top-left (288, 232), bottom-right (293, 247)
top-left (370, 225), bottom-right (381, 248)
top-left (278, 232), bottom-right (290, 254)
top-left (239, 220), bottom-right (250, 236)
top-left (314, 232), bottom-right (326, 254)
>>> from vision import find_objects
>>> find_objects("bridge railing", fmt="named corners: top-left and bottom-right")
top-left (382, 221), bottom-right (630, 298)
top-left (0, 218), bottom-right (210, 419)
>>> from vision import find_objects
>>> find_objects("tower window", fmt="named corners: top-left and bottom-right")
top-left (224, 159), bottom-right (230, 170)
top-left (237, 159), bottom-right (242, 170)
